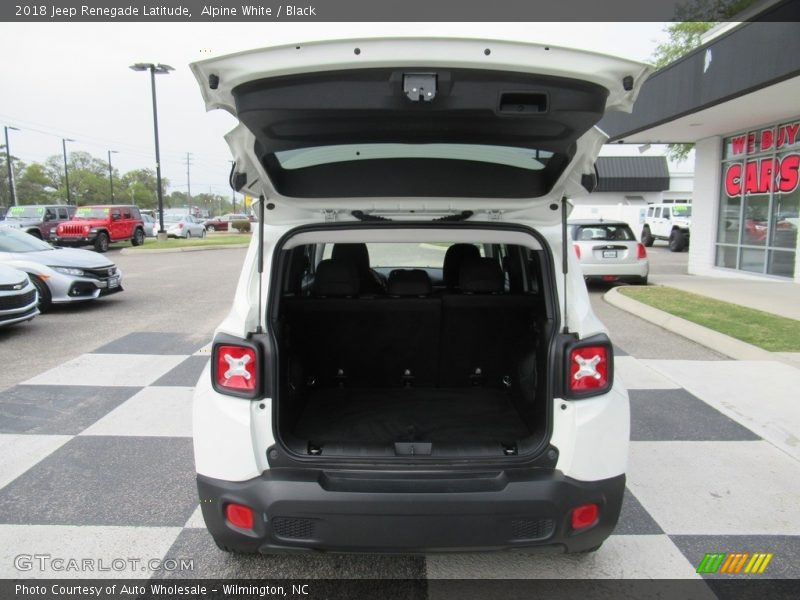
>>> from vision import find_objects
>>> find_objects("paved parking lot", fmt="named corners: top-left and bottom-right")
top-left (0, 245), bottom-right (798, 582)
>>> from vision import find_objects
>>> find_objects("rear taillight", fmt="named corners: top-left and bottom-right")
top-left (178, 222), bottom-right (184, 229)
top-left (636, 243), bottom-right (647, 259)
top-left (573, 244), bottom-right (581, 259)
top-left (225, 503), bottom-right (254, 530)
top-left (212, 341), bottom-right (260, 398)
top-left (569, 345), bottom-right (609, 393)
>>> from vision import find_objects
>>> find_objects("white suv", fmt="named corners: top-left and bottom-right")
top-left (641, 203), bottom-right (691, 252)
top-left (190, 38), bottom-right (649, 555)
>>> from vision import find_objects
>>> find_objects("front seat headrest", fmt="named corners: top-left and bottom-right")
top-left (387, 269), bottom-right (433, 297)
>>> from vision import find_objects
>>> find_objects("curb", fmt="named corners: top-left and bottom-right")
top-left (120, 243), bottom-right (249, 255)
top-left (604, 285), bottom-right (790, 364)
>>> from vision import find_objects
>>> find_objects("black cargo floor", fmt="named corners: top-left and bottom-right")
top-left (293, 387), bottom-right (531, 444)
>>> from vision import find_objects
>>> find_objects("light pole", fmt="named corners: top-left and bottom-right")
top-left (3, 126), bottom-right (19, 207)
top-left (62, 138), bottom-right (75, 205)
top-left (130, 62), bottom-right (173, 238)
top-left (107, 150), bottom-right (119, 203)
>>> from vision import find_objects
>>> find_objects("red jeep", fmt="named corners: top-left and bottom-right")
top-left (52, 205), bottom-right (146, 253)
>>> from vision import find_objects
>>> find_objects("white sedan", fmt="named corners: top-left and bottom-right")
top-left (164, 214), bottom-right (206, 239)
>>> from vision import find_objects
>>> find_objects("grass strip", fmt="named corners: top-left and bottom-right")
top-left (618, 285), bottom-right (800, 352)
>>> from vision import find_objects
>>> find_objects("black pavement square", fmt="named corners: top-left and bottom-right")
top-left (671, 535), bottom-right (800, 579)
top-left (614, 487), bottom-right (664, 535)
top-left (630, 389), bottom-right (761, 441)
top-left (93, 332), bottom-right (207, 355)
top-left (0, 436), bottom-right (196, 526)
top-left (0, 385), bottom-right (140, 435)
top-left (158, 529), bottom-right (428, 580)
top-left (153, 356), bottom-right (210, 387)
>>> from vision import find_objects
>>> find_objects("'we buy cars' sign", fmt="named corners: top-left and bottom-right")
top-left (724, 121), bottom-right (800, 197)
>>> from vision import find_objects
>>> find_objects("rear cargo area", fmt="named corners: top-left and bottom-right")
top-left (274, 241), bottom-right (553, 459)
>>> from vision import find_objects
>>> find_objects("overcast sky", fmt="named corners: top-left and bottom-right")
top-left (0, 22), bottom-right (673, 198)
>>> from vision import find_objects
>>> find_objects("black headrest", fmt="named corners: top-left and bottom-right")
top-left (312, 259), bottom-right (359, 297)
top-left (443, 244), bottom-right (481, 289)
top-left (387, 269), bottom-right (432, 297)
top-left (459, 257), bottom-right (504, 293)
top-left (331, 243), bottom-right (371, 274)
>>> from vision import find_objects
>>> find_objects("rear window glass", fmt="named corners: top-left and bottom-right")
top-left (277, 144), bottom-right (554, 171)
top-left (573, 225), bottom-right (634, 242)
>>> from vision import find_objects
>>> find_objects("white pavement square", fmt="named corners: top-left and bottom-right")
top-left (643, 360), bottom-right (800, 460)
top-left (425, 535), bottom-right (702, 579)
top-left (614, 356), bottom-right (682, 390)
top-left (80, 386), bottom-right (194, 438)
top-left (184, 506), bottom-right (205, 529)
top-left (23, 354), bottom-right (188, 388)
top-left (0, 434), bottom-right (72, 490)
top-left (628, 441), bottom-right (800, 535)
top-left (0, 525), bottom-right (182, 579)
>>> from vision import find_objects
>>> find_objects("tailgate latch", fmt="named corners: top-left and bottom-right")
top-left (403, 73), bottom-right (437, 102)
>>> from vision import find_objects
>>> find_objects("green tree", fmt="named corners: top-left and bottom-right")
top-left (0, 147), bottom-right (26, 207)
top-left (15, 163), bottom-right (54, 204)
top-left (117, 168), bottom-right (168, 209)
top-left (44, 151), bottom-right (112, 205)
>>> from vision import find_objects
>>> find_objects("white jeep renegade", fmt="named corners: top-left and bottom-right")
top-left (190, 38), bottom-right (649, 554)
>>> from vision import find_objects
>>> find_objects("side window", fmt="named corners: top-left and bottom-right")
top-left (647, 207), bottom-right (654, 218)
top-left (122, 208), bottom-right (132, 219)
top-left (662, 207), bottom-right (670, 219)
top-left (111, 209), bottom-right (121, 220)
top-left (654, 208), bottom-right (661, 218)
top-left (57, 208), bottom-right (68, 219)
top-left (131, 208), bottom-right (141, 220)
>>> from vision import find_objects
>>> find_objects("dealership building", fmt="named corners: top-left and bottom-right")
top-left (599, 0), bottom-right (800, 282)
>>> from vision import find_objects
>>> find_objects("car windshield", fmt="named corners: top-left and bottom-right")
top-left (5, 206), bottom-right (45, 219)
top-left (573, 225), bottom-right (635, 242)
top-left (0, 227), bottom-right (54, 252)
top-left (75, 207), bottom-right (109, 220)
top-left (672, 205), bottom-right (692, 217)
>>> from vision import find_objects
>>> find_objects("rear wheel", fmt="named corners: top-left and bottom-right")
top-left (131, 228), bottom-right (145, 246)
top-left (668, 229), bottom-right (686, 252)
top-left (30, 275), bottom-right (52, 312)
top-left (207, 225), bottom-right (216, 232)
top-left (200, 229), bottom-right (206, 238)
top-left (640, 226), bottom-right (654, 247)
top-left (637, 275), bottom-right (649, 285)
top-left (186, 231), bottom-right (192, 239)
top-left (94, 231), bottom-right (110, 253)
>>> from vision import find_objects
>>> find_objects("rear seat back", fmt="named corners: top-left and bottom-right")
top-left (286, 265), bottom-right (440, 387)
top-left (439, 258), bottom-right (538, 387)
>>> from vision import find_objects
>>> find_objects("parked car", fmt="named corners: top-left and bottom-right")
top-left (189, 39), bottom-right (649, 555)
top-left (0, 263), bottom-right (38, 327)
top-left (570, 220), bottom-right (649, 285)
top-left (0, 226), bottom-right (122, 311)
top-left (1, 204), bottom-right (76, 240)
top-left (641, 203), bottom-right (691, 252)
top-left (141, 213), bottom-right (157, 237)
top-left (51, 204), bottom-right (145, 252)
top-left (203, 213), bottom-right (253, 232)
top-left (164, 214), bottom-right (207, 239)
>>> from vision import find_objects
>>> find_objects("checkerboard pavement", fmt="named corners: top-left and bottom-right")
top-left (1, 332), bottom-right (799, 580)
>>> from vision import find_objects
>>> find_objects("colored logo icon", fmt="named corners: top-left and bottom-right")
top-left (696, 552), bottom-right (773, 574)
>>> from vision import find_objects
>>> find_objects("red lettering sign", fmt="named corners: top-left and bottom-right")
top-left (760, 128), bottom-right (774, 152)
top-left (729, 122), bottom-right (800, 156)
top-left (724, 154), bottom-right (800, 196)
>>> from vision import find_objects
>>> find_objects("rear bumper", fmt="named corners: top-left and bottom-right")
top-left (197, 469), bottom-right (625, 554)
top-left (580, 261), bottom-right (649, 280)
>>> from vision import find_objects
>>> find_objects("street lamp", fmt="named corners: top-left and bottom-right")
top-left (129, 62), bottom-right (174, 237)
top-left (107, 150), bottom-right (119, 202)
top-left (3, 126), bottom-right (20, 207)
top-left (62, 138), bottom-right (75, 205)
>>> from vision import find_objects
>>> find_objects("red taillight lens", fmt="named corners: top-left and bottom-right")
top-left (637, 243), bottom-right (647, 259)
top-left (569, 345), bottom-right (609, 393)
top-left (178, 222), bottom-right (184, 229)
top-left (225, 503), bottom-right (254, 530)
top-left (573, 244), bottom-right (581, 259)
top-left (215, 345), bottom-right (257, 392)
top-left (571, 503), bottom-right (599, 530)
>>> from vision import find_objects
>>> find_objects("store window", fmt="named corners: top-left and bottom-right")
top-left (716, 119), bottom-right (799, 277)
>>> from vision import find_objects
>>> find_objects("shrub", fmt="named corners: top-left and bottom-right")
top-left (232, 220), bottom-right (251, 233)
